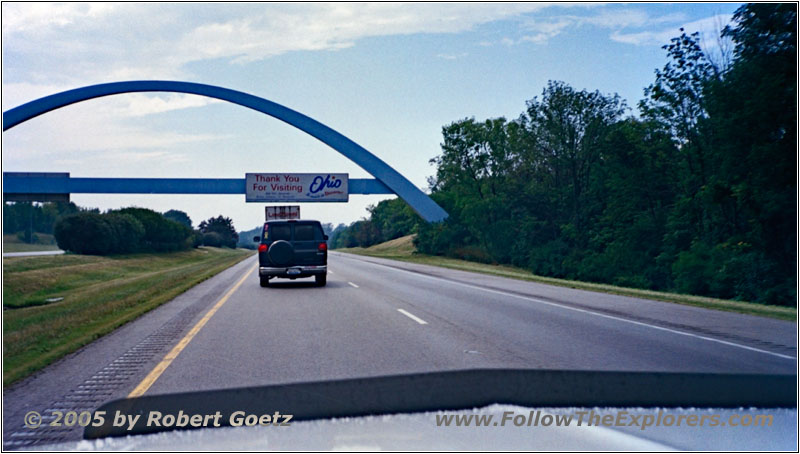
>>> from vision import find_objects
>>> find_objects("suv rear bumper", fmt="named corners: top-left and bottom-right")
top-left (259, 265), bottom-right (327, 278)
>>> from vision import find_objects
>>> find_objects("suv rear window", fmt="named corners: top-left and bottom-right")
top-left (294, 225), bottom-right (316, 241)
top-left (268, 224), bottom-right (291, 241)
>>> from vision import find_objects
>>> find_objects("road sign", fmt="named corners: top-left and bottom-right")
top-left (245, 173), bottom-right (348, 202)
top-left (266, 206), bottom-right (300, 220)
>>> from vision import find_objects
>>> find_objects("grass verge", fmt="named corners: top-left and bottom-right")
top-left (3, 247), bottom-right (254, 386)
top-left (337, 235), bottom-right (796, 322)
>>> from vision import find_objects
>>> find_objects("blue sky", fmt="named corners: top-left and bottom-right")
top-left (2, 2), bottom-right (741, 232)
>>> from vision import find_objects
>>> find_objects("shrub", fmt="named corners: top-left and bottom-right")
top-left (202, 232), bottom-right (223, 247)
top-left (105, 213), bottom-right (145, 253)
top-left (114, 207), bottom-right (192, 252)
top-left (54, 208), bottom-right (192, 255)
top-left (192, 230), bottom-right (204, 248)
top-left (54, 213), bottom-right (115, 255)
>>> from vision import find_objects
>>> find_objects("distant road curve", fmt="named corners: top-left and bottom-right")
top-left (3, 250), bottom-right (65, 257)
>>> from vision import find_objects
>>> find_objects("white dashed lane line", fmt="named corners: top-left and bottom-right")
top-left (397, 308), bottom-right (428, 325)
top-left (339, 276), bottom-right (426, 326)
top-left (339, 255), bottom-right (794, 360)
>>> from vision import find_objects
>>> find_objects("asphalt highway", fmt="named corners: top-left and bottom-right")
top-left (3, 250), bottom-right (64, 257)
top-left (147, 252), bottom-right (796, 396)
top-left (3, 251), bottom-right (796, 447)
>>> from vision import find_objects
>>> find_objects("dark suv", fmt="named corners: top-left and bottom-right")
top-left (254, 220), bottom-right (328, 287)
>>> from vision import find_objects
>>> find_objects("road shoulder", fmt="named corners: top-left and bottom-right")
top-left (2, 256), bottom-right (256, 448)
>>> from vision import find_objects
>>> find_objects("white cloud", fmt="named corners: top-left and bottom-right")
top-left (519, 33), bottom-right (552, 44)
top-left (609, 30), bottom-right (662, 46)
top-left (651, 12), bottom-right (691, 25)
top-left (175, 3), bottom-right (556, 64)
top-left (502, 9), bottom-right (689, 46)
top-left (1, 4), bottom-right (719, 84)
top-left (1, 2), bottom-right (116, 34)
top-left (112, 94), bottom-right (222, 117)
top-left (436, 52), bottom-right (468, 60)
top-left (580, 9), bottom-right (686, 29)
top-left (518, 18), bottom-right (574, 44)
top-left (3, 3), bottom-right (556, 76)
top-left (6, 3), bottom-right (646, 83)
top-left (610, 14), bottom-right (733, 49)
top-left (582, 9), bottom-right (652, 29)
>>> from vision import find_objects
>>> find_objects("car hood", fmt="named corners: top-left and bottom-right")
top-left (46, 369), bottom-right (800, 450)
top-left (46, 404), bottom-right (797, 451)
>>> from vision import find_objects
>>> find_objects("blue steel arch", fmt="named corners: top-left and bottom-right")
top-left (2, 80), bottom-right (448, 222)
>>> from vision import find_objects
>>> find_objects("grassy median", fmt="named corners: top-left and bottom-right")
top-left (337, 235), bottom-right (796, 322)
top-left (3, 247), bottom-right (254, 386)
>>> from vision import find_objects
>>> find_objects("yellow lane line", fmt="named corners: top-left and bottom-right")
top-left (128, 263), bottom-right (257, 398)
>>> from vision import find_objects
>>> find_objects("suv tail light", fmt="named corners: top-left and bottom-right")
top-left (258, 244), bottom-right (268, 253)
top-left (318, 242), bottom-right (327, 252)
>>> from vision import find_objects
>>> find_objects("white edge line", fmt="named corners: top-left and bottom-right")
top-left (348, 281), bottom-right (359, 288)
top-left (398, 308), bottom-right (428, 325)
top-left (338, 255), bottom-right (795, 361)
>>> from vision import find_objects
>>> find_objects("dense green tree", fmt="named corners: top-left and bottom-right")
top-left (367, 198), bottom-right (421, 242)
top-left (198, 216), bottom-right (239, 248)
top-left (54, 213), bottom-right (115, 255)
top-left (582, 118), bottom-right (677, 288)
top-left (202, 231), bottom-right (224, 247)
top-left (428, 117), bottom-right (521, 262)
top-left (522, 81), bottom-right (627, 250)
top-left (328, 223), bottom-right (349, 248)
top-left (329, 199), bottom-right (421, 250)
top-left (332, 4), bottom-right (796, 306)
top-left (104, 213), bottom-right (145, 253)
top-left (114, 207), bottom-right (192, 252)
top-left (163, 209), bottom-right (193, 229)
top-left (698, 3), bottom-right (797, 304)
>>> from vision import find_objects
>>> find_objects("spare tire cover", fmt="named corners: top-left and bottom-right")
top-left (268, 240), bottom-right (294, 266)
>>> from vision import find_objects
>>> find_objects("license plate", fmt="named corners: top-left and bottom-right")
top-left (287, 268), bottom-right (301, 275)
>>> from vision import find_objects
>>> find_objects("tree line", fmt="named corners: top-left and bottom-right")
top-left (3, 201), bottom-right (80, 243)
top-left (330, 4), bottom-right (796, 307)
top-left (4, 201), bottom-right (241, 254)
